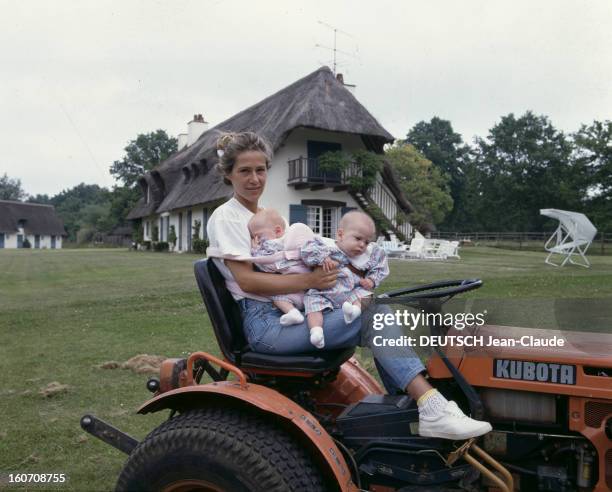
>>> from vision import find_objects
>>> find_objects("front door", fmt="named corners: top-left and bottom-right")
top-left (17, 234), bottom-right (23, 248)
top-left (307, 141), bottom-right (342, 184)
top-left (51, 236), bottom-right (56, 249)
top-left (35, 235), bottom-right (40, 248)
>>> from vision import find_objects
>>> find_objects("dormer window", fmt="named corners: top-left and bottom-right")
top-left (191, 163), bottom-right (200, 179)
top-left (199, 158), bottom-right (208, 175)
top-left (182, 166), bottom-right (191, 183)
top-left (144, 184), bottom-right (150, 204)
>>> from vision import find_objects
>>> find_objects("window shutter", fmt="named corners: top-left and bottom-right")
top-left (341, 206), bottom-right (358, 216)
top-left (289, 204), bottom-right (308, 225)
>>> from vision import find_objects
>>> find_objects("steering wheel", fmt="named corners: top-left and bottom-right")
top-left (377, 279), bottom-right (482, 304)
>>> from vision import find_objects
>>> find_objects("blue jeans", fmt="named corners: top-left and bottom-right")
top-left (238, 298), bottom-right (425, 394)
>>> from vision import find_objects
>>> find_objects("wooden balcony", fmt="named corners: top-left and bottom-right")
top-left (287, 157), bottom-right (361, 191)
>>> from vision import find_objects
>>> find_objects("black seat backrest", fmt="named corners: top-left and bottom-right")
top-left (194, 259), bottom-right (248, 362)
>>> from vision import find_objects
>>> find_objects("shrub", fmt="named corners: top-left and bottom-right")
top-left (22, 238), bottom-right (31, 248)
top-left (141, 240), bottom-right (151, 251)
top-left (153, 241), bottom-right (169, 252)
top-left (168, 226), bottom-right (177, 250)
top-left (192, 238), bottom-right (208, 255)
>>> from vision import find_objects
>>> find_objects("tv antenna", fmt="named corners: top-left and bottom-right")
top-left (315, 20), bottom-right (359, 75)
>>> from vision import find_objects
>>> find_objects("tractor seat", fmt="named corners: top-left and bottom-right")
top-left (194, 259), bottom-right (354, 375)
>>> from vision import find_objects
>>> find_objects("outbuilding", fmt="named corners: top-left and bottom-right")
top-left (0, 200), bottom-right (66, 249)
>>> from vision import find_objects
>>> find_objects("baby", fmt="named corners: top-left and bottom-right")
top-left (248, 209), bottom-right (314, 327)
top-left (301, 211), bottom-right (389, 349)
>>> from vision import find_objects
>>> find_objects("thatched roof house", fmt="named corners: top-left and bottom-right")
top-left (0, 200), bottom-right (66, 249)
top-left (128, 67), bottom-right (413, 249)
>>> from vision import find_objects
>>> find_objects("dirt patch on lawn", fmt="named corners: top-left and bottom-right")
top-left (98, 354), bottom-right (166, 374)
top-left (39, 382), bottom-right (70, 398)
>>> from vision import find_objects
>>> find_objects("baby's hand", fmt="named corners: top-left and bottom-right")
top-left (360, 278), bottom-right (375, 290)
top-left (322, 258), bottom-right (339, 272)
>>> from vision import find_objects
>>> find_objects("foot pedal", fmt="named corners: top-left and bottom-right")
top-left (446, 438), bottom-right (514, 492)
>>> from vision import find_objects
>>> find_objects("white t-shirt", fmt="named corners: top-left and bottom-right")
top-left (206, 197), bottom-right (266, 301)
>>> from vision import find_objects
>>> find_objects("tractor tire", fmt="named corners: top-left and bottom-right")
top-left (116, 406), bottom-right (327, 492)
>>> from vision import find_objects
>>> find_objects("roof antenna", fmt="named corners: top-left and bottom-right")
top-left (315, 21), bottom-right (358, 75)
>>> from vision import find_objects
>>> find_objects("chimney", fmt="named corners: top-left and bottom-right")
top-left (336, 73), bottom-right (356, 94)
top-left (187, 114), bottom-right (208, 146)
top-left (177, 133), bottom-right (188, 150)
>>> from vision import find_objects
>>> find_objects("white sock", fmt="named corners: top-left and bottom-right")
top-left (279, 308), bottom-right (304, 326)
top-left (417, 389), bottom-right (449, 419)
top-left (342, 302), bottom-right (361, 324)
top-left (310, 326), bottom-right (325, 349)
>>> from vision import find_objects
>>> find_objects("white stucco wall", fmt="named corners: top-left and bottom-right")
top-left (0, 232), bottom-right (62, 249)
top-left (259, 128), bottom-right (365, 220)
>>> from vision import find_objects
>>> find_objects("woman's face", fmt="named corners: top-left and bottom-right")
top-left (226, 150), bottom-right (268, 209)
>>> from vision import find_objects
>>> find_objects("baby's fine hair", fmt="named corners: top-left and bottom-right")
top-left (339, 211), bottom-right (376, 236)
top-left (215, 132), bottom-right (273, 185)
top-left (247, 209), bottom-right (285, 236)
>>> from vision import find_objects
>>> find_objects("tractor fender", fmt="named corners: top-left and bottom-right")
top-left (138, 381), bottom-right (358, 492)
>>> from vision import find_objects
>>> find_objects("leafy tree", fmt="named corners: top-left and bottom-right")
top-left (406, 118), bottom-right (469, 229)
top-left (385, 144), bottom-right (453, 229)
top-left (0, 173), bottom-right (27, 201)
top-left (27, 194), bottom-right (52, 205)
top-left (469, 112), bottom-right (585, 231)
top-left (110, 130), bottom-right (177, 188)
top-left (574, 120), bottom-right (612, 231)
top-left (51, 183), bottom-right (112, 241)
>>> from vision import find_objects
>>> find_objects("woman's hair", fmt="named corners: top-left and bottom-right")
top-left (215, 132), bottom-right (273, 185)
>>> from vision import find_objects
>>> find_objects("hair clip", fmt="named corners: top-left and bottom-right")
top-left (217, 149), bottom-right (224, 158)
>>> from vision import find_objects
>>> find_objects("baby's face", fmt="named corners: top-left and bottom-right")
top-left (336, 221), bottom-right (374, 257)
top-left (250, 222), bottom-right (284, 241)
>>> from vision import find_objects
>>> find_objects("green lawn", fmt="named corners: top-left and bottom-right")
top-left (0, 247), bottom-right (611, 491)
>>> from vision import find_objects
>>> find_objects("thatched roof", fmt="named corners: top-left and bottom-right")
top-left (0, 200), bottom-right (66, 235)
top-left (128, 66), bottom-right (395, 218)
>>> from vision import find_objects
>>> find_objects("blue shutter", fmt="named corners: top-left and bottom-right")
top-left (50, 236), bottom-right (56, 249)
top-left (0, 233), bottom-right (4, 248)
top-left (178, 213), bottom-right (183, 250)
top-left (341, 207), bottom-right (358, 216)
top-left (289, 204), bottom-right (308, 225)
top-left (17, 234), bottom-right (23, 248)
top-left (187, 211), bottom-right (192, 250)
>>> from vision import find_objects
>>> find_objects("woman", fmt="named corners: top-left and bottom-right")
top-left (206, 131), bottom-right (491, 440)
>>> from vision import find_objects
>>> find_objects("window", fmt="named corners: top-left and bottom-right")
top-left (307, 206), bottom-right (339, 238)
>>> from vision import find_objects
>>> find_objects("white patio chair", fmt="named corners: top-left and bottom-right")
top-left (540, 209), bottom-right (597, 268)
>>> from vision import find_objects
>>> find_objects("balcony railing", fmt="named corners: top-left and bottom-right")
top-left (287, 156), bottom-right (412, 238)
top-left (287, 157), bottom-right (361, 187)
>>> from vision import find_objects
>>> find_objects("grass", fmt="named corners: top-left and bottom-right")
top-left (0, 247), bottom-right (611, 490)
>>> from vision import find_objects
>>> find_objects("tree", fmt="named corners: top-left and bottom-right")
top-left (51, 183), bottom-right (112, 241)
top-left (27, 194), bottom-right (52, 205)
top-left (574, 120), bottom-right (612, 231)
top-left (0, 173), bottom-right (27, 201)
top-left (110, 130), bottom-right (178, 188)
top-left (469, 112), bottom-right (585, 231)
top-left (385, 144), bottom-right (453, 229)
top-left (406, 118), bottom-right (469, 229)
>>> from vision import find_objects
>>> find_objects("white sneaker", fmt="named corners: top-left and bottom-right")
top-left (418, 401), bottom-right (492, 440)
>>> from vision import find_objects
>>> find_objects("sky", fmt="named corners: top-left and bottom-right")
top-left (1, 0), bottom-right (611, 196)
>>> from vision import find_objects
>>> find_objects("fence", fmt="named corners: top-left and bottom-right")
top-left (429, 231), bottom-right (611, 255)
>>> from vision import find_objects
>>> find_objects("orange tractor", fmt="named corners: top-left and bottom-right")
top-left (82, 259), bottom-right (612, 491)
